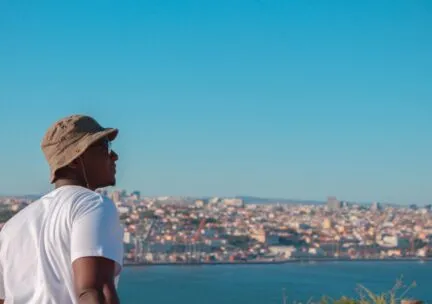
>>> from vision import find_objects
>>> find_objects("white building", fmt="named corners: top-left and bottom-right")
top-left (268, 246), bottom-right (296, 257)
top-left (123, 232), bottom-right (131, 244)
top-left (223, 198), bottom-right (244, 208)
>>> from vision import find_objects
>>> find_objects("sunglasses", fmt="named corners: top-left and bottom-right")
top-left (91, 137), bottom-right (113, 155)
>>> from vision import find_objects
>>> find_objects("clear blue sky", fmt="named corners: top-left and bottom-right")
top-left (0, 0), bottom-right (431, 204)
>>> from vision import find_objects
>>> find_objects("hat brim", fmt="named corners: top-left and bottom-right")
top-left (85, 127), bottom-right (118, 149)
top-left (104, 128), bottom-right (118, 142)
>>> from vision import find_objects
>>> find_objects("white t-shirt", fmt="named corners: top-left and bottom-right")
top-left (0, 185), bottom-right (124, 303)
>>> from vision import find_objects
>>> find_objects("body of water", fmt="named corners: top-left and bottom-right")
top-left (118, 261), bottom-right (432, 303)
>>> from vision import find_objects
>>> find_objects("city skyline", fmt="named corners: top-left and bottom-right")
top-left (0, 190), bottom-right (427, 208)
top-left (2, 190), bottom-right (431, 266)
top-left (1, 1), bottom-right (431, 204)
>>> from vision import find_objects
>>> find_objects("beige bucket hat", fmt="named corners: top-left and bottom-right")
top-left (41, 115), bottom-right (118, 183)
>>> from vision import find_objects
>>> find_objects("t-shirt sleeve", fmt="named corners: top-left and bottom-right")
top-left (0, 233), bottom-right (5, 299)
top-left (70, 195), bottom-right (124, 275)
top-left (0, 260), bottom-right (4, 299)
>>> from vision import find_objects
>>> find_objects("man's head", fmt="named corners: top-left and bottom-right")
top-left (41, 115), bottom-right (119, 190)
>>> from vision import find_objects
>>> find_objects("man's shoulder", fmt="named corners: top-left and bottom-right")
top-left (0, 199), bottom-right (42, 234)
top-left (58, 187), bottom-right (116, 219)
top-left (51, 186), bottom-right (108, 208)
top-left (54, 185), bottom-right (101, 200)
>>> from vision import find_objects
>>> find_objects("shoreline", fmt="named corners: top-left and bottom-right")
top-left (123, 257), bottom-right (432, 267)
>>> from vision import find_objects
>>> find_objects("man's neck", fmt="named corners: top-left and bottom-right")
top-left (55, 179), bottom-right (90, 190)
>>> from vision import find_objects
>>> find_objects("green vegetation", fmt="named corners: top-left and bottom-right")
top-left (119, 213), bottom-right (129, 221)
top-left (205, 217), bottom-right (218, 224)
top-left (0, 209), bottom-right (16, 222)
top-left (190, 217), bottom-right (218, 226)
top-left (226, 235), bottom-right (250, 249)
top-left (287, 278), bottom-right (419, 304)
top-left (139, 210), bottom-right (156, 219)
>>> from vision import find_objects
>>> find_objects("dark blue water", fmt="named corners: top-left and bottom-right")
top-left (118, 261), bottom-right (432, 303)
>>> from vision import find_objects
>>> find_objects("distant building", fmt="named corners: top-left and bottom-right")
top-left (308, 247), bottom-right (325, 257)
top-left (379, 235), bottom-right (410, 249)
top-left (322, 218), bottom-right (333, 229)
top-left (327, 196), bottom-right (341, 210)
top-left (195, 200), bottom-right (205, 208)
top-left (341, 201), bottom-right (349, 208)
top-left (111, 191), bottom-right (121, 203)
top-left (9, 202), bottom-right (28, 212)
top-left (131, 191), bottom-right (141, 200)
top-left (209, 197), bottom-right (220, 205)
top-left (223, 198), bottom-right (244, 208)
top-left (370, 202), bottom-right (383, 211)
top-left (250, 229), bottom-right (279, 245)
top-left (205, 239), bottom-right (227, 248)
top-left (268, 246), bottom-right (296, 258)
top-left (296, 223), bottom-right (311, 230)
top-left (266, 234), bottom-right (280, 246)
top-left (117, 206), bottom-right (130, 214)
top-left (123, 232), bottom-right (131, 244)
top-left (250, 229), bottom-right (266, 243)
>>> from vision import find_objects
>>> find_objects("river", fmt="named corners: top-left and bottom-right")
top-left (117, 261), bottom-right (432, 303)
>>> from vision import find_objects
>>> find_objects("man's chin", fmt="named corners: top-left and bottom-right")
top-left (98, 179), bottom-right (116, 189)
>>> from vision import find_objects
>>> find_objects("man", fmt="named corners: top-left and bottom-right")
top-left (0, 115), bottom-right (124, 303)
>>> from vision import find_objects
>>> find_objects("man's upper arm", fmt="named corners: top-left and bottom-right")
top-left (71, 195), bottom-right (123, 274)
top-left (0, 264), bottom-right (4, 304)
top-left (72, 256), bottom-right (119, 303)
top-left (71, 195), bottom-right (123, 302)
top-left (0, 236), bottom-right (5, 303)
